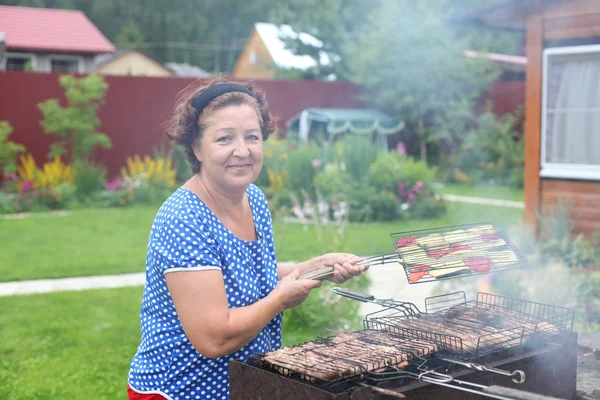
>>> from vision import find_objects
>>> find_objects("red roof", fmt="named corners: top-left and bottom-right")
top-left (0, 5), bottom-right (115, 54)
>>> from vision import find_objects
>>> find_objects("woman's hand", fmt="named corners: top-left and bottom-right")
top-left (319, 253), bottom-right (368, 284)
top-left (272, 269), bottom-right (323, 311)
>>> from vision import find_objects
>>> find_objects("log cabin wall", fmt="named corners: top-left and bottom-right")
top-left (524, 0), bottom-right (600, 236)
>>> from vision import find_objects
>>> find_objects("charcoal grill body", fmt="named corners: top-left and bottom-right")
top-left (230, 332), bottom-right (577, 399)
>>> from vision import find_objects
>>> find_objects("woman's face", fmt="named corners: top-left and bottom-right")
top-left (194, 104), bottom-right (263, 192)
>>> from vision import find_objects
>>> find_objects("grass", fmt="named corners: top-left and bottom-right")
top-left (0, 287), bottom-right (143, 400)
top-left (0, 203), bottom-right (524, 399)
top-left (0, 284), bottom-right (363, 399)
top-left (0, 202), bottom-right (523, 282)
top-left (436, 183), bottom-right (523, 202)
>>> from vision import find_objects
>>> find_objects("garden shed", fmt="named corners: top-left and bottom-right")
top-left (458, 0), bottom-right (600, 236)
top-left (285, 108), bottom-right (405, 150)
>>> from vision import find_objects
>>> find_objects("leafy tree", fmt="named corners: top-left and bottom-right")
top-left (268, 0), bottom-right (378, 80)
top-left (38, 75), bottom-right (111, 162)
top-left (344, 0), bottom-right (499, 164)
top-left (0, 121), bottom-right (26, 175)
top-left (115, 20), bottom-right (145, 49)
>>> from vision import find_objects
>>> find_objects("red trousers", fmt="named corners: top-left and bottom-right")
top-left (127, 384), bottom-right (167, 400)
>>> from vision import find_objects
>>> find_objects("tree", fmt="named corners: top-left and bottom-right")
top-left (0, 121), bottom-right (26, 176)
top-left (38, 75), bottom-right (111, 162)
top-left (344, 0), bottom-right (499, 164)
top-left (268, 0), bottom-right (378, 81)
top-left (115, 20), bottom-right (145, 49)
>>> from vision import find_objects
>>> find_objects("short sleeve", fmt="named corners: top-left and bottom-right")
top-left (152, 214), bottom-right (223, 274)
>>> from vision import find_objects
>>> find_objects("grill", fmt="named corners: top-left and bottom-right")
top-left (230, 291), bottom-right (577, 399)
top-left (299, 223), bottom-right (528, 283)
top-left (230, 223), bottom-right (579, 399)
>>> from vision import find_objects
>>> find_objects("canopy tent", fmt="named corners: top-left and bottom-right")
top-left (285, 108), bottom-right (405, 149)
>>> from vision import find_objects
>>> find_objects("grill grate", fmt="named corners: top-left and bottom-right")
top-left (365, 291), bottom-right (574, 359)
top-left (389, 222), bottom-right (528, 284)
top-left (253, 330), bottom-right (439, 385)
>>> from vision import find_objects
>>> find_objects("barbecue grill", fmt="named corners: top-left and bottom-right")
top-left (230, 223), bottom-right (580, 399)
top-left (231, 290), bottom-right (577, 399)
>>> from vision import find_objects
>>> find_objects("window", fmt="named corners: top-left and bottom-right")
top-left (541, 45), bottom-right (600, 180)
top-left (51, 58), bottom-right (80, 73)
top-left (5, 56), bottom-right (31, 71)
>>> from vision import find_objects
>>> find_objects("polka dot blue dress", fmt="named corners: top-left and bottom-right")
top-left (128, 184), bottom-right (282, 400)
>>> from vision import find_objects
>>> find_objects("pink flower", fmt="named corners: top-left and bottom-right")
top-left (311, 159), bottom-right (321, 169)
top-left (396, 142), bottom-right (407, 155)
top-left (105, 177), bottom-right (122, 191)
top-left (21, 180), bottom-right (33, 192)
top-left (413, 181), bottom-right (424, 191)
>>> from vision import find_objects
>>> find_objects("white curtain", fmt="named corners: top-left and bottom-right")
top-left (549, 56), bottom-right (600, 165)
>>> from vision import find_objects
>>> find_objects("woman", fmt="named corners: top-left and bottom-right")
top-left (127, 77), bottom-right (366, 400)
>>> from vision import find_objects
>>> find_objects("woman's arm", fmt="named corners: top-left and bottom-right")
top-left (166, 268), bottom-right (320, 359)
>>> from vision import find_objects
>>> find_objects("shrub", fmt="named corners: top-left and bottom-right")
top-left (73, 161), bottom-right (107, 199)
top-left (337, 135), bottom-right (378, 182)
top-left (367, 152), bottom-right (403, 193)
top-left (171, 145), bottom-right (193, 184)
top-left (256, 137), bottom-right (292, 190)
top-left (313, 165), bottom-right (353, 199)
top-left (458, 111), bottom-right (524, 188)
top-left (0, 121), bottom-right (25, 176)
top-left (38, 74), bottom-right (111, 162)
top-left (285, 144), bottom-right (322, 194)
top-left (346, 183), bottom-right (402, 223)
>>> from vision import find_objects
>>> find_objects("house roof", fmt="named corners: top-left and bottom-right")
top-left (464, 50), bottom-right (526, 72)
top-left (450, 0), bottom-right (530, 31)
top-left (254, 22), bottom-right (331, 70)
top-left (165, 62), bottom-right (213, 77)
top-left (0, 5), bottom-right (115, 54)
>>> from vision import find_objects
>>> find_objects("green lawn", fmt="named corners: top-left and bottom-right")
top-left (0, 287), bottom-right (143, 400)
top-left (0, 285), bottom-right (361, 399)
top-left (0, 201), bottom-right (525, 399)
top-left (436, 183), bottom-right (524, 202)
top-left (0, 202), bottom-right (523, 282)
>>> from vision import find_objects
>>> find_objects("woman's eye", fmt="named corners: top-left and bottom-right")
top-left (217, 136), bottom-right (231, 143)
top-left (247, 134), bottom-right (260, 141)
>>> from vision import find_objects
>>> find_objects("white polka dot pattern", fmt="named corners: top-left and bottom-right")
top-left (128, 184), bottom-right (282, 400)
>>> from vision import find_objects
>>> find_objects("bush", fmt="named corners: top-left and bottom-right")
top-left (458, 111), bottom-right (524, 188)
top-left (337, 136), bottom-right (378, 182)
top-left (0, 121), bottom-right (25, 176)
top-left (313, 165), bottom-right (353, 199)
top-left (368, 152), bottom-right (403, 193)
top-left (38, 74), bottom-right (111, 162)
top-left (73, 161), bottom-right (107, 199)
top-left (171, 145), bottom-right (193, 184)
top-left (407, 195), bottom-right (446, 219)
top-left (346, 184), bottom-right (402, 223)
top-left (256, 137), bottom-right (293, 190)
top-left (285, 144), bottom-right (322, 194)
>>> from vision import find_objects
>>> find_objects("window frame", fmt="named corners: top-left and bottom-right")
top-left (540, 44), bottom-right (600, 181)
top-left (49, 54), bottom-right (84, 73)
top-left (1, 51), bottom-right (36, 71)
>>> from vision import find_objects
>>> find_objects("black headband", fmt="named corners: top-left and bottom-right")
top-left (192, 83), bottom-right (255, 116)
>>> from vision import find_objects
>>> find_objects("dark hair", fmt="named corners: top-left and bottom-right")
top-left (165, 76), bottom-right (277, 174)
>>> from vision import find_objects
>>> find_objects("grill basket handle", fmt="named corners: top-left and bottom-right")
top-left (330, 287), bottom-right (375, 302)
top-left (483, 386), bottom-right (566, 400)
top-left (298, 266), bottom-right (334, 280)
